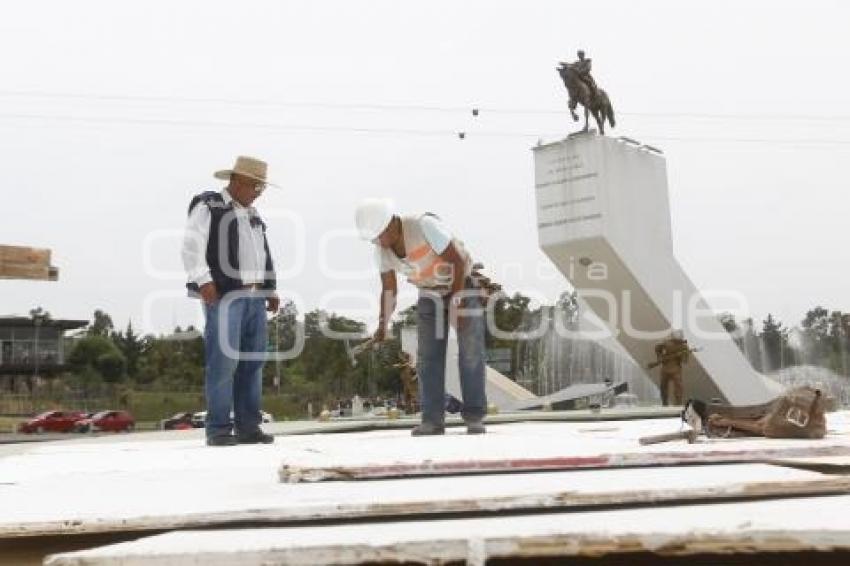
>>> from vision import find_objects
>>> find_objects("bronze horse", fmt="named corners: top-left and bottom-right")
top-left (557, 64), bottom-right (616, 134)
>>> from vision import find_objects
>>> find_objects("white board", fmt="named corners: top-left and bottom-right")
top-left (277, 415), bottom-right (850, 482)
top-left (3, 454), bottom-right (842, 538)
top-left (3, 414), bottom-right (849, 537)
top-left (45, 494), bottom-right (850, 565)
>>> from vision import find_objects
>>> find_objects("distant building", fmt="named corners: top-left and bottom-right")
top-left (165, 328), bottom-right (202, 342)
top-left (0, 316), bottom-right (88, 391)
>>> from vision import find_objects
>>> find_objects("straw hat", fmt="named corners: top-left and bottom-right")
top-left (214, 156), bottom-right (278, 188)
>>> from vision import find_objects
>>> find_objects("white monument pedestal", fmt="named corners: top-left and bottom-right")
top-left (400, 327), bottom-right (537, 410)
top-left (533, 133), bottom-right (782, 405)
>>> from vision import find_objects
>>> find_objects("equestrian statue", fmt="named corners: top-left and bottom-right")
top-left (557, 50), bottom-right (616, 135)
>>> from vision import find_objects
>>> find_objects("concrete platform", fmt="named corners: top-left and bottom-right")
top-left (3, 410), bottom-right (849, 564)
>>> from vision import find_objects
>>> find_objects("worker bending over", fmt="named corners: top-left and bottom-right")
top-left (355, 199), bottom-right (487, 435)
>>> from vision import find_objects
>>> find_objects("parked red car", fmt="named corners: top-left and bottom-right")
top-left (75, 410), bottom-right (135, 433)
top-left (18, 411), bottom-right (88, 434)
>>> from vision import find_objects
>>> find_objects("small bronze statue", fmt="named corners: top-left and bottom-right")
top-left (393, 351), bottom-right (420, 414)
top-left (557, 50), bottom-right (616, 135)
top-left (648, 331), bottom-right (694, 406)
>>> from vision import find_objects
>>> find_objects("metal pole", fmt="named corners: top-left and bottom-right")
top-left (274, 315), bottom-right (282, 396)
top-left (33, 319), bottom-right (40, 382)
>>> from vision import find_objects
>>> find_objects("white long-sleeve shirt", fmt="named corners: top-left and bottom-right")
top-left (181, 189), bottom-right (268, 288)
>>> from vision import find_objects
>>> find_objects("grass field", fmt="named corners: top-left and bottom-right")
top-left (126, 391), bottom-right (307, 422)
top-left (0, 417), bottom-right (21, 434)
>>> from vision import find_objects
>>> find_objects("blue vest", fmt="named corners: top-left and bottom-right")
top-left (186, 191), bottom-right (276, 296)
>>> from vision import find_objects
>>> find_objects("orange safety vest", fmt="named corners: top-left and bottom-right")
top-left (399, 214), bottom-right (472, 290)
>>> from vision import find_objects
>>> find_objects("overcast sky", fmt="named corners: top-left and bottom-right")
top-left (1, 0), bottom-right (848, 335)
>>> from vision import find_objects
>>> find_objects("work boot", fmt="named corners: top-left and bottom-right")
top-left (237, 429), bottom-right (275, 444)
top-left (465, 418), bottom-right (486, 435)
top-left (411, 422), bottom-right (445, 436)
top-left (206, 434), bottom-right (238, 447)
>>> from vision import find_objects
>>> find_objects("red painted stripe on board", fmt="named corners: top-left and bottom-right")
top-left (290, 444), bottom-right (850, 482)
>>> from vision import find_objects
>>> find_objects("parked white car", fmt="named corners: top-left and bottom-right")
top-left (369, 405), bottom-right (388, 417)
top-left (191, 410), bottom-right (275, 428)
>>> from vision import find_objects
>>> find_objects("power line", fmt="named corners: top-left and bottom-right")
top-left (0, 89), bottom-right (471, 113)
top-left (1, 111), bottom-right (850, 147)
top-left (642, 134), bottom-right (850, 146)
top-left (1, 89), bottom-right (849, 123)
top-left (0, 112), bottom-right (457, 136)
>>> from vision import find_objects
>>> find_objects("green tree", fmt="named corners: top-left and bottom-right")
top-left (801, 306), bottom-right (830, 360)
top-left (136, 332), bottom-right (204, 390)
top-left (88, 309), bottom-right (115, 337)
top-left (828, 311), bottom-right (850, 375)
top-left (761, 314), bottom-right (791, 371)
top-left (491, 292), bottom-right (532, 340)
top-left (314, 311), bottom-right (368, 396)
top-left (718, 312), bottom-right (746, 353)
top-left (113, 321), bottom-right (146, 377)
top-left (389, 304), bottom-right (417, 335)
top-left (718, 312), bottom-right (738, 334)
top-left (29, 306), bottom-right (52, 323)
top-left (68, 335), bottom-right (127, 383)
top-left (97, 352), bottom-right (127, 383)
top-left (264, 299), bottom-right (301, 392)
top-left (268, 299), bottom-right (300, 355)
top-left (795, 306), bottom-right (850, 373)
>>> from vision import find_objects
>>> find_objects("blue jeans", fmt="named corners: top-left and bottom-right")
top-left (417, 288), bottom-right (487, 425)
top-left (203, 295), bottom-right (267, 439)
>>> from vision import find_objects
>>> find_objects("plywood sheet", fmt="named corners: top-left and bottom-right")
top-left (4, 416), bottom-right (849, 539)
top-left (44, 494), bottom-right (850, 565)
top-left (278, 416), bottom-right (850, 482)
top-left (3, 459), bottom-right (844, 538)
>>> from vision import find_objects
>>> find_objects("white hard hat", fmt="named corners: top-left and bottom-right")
top-left (355, 198), bottom-right (394, 240)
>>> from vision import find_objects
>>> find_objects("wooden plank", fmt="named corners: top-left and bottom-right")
top-left (0, 245), bottom-right (58, 281)
top-left (0, 245), bottom-right (50, 265)
top-left (281, 443), bottom-right (850, 482)
top-left (43, 494), bottom-right (850, 565)
top-left (274, 414), bottom-right (850, 482)
top-left (3, 461), bottom-right (847, 538)
top-left (0, 263), bottom-right (53, 280)
top-left (771, 455), bottom-right (850, 473)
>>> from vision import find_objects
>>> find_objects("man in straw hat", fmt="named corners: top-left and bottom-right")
top-left (182, 156), bottom-right (280, 446)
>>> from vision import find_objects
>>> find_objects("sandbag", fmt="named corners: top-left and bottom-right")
top-left (761, 386), bottom-right (826, 439)
top-left (703, 386), bottom-right (826, 440)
